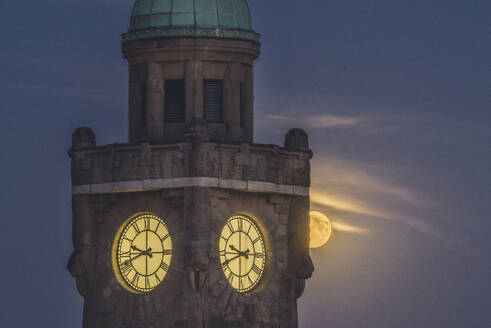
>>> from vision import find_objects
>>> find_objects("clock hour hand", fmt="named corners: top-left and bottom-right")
top-left (131, 246), bottom-right (153, 258)
top-left (229, 245), bottom-right (249, 259)
top-left (131, 245), bottom-right (146, 253)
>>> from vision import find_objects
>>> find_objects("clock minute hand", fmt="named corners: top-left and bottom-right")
top-left (131, 246), bottom-right (153, 257)
top-left (223, 254), bottom-right (241, 265)
top-left (229, 244), bottom-right (250, 259)
top-left (123, 251), bottom-right (146, 266)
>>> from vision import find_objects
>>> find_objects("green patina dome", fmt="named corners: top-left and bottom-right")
top-left (123, 0), bottom-right (260, 44)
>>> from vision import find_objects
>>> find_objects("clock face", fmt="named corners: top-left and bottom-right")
top-left (219, 214), bottom-right (267, 293)
top-left (112, 213), bottom-right (172, 293)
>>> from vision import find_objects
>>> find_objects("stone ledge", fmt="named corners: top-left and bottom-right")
top-left (72, 177), bottom-right (309, 197)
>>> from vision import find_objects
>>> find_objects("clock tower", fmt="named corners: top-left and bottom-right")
top-left (68, 1), bottom-right (314, 327)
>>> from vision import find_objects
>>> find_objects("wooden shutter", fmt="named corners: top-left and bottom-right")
top-left (240, 83), bottom-right (246, 127)
top-left (203, 80), bottom-right (223, 123)
top-left (140, 82), bottom-right (147, 126)
top-left (164, 80), bottom-right (185, 123)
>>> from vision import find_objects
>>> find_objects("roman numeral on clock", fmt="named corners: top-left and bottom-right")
top-left (154, 273), bottom-right (161, 284)
top-left (121, 261), bottom-right (132, 275)
top-left (145, 276), bottom-right (150, 289)
top-left (132, 223), bottom-right (141, 233)
top-left (226, 221), bottom-right (234, 233)
top-left (131, 273), bottom-right (139, 286)
top-left (239, 277), bottom-right (244, 290)
top-left (252, 264), bottom-right (261, 275)
top-left (160, 262), bottom-right (169, 272)
top-left (160, 234), bottom-right (170, 242)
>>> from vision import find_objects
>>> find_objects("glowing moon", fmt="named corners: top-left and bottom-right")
top-left (309, 211), bottom-right (332, 249)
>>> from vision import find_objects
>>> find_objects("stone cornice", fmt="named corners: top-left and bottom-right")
top-left (122, 27), bottom-right (261, 44)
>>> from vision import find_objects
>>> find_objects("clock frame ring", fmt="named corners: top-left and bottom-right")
top-left (111, 212), bottom-right (173, 294)
top-left (218, 212), bottom-right (272, 294)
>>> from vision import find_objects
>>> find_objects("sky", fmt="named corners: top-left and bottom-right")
top-left (0, 0), bottom-right (490, 327)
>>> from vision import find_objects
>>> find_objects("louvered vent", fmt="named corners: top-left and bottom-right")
top-left (164, 80), bottom-right (185, 123)
top-left (203, 80), bottom-right (224, 124)
top-left (140, 82), bottom-right (147, 126)
top-left (240, 83), bottom-right (246, 127)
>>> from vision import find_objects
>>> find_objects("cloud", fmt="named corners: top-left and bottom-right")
top-left (264, 114), bottom-right (366, 128)
top-left (310, 156), bottom-right (444, 240)
top-left (331, 221), bottom-right (369, 235)
top-left (304, 115), bottom-right (366, 128)
top-left (312, 157), bottom-right (428, 207)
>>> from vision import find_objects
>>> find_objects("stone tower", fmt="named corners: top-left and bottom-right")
top-left (68, 1), bottom-right (314, 327)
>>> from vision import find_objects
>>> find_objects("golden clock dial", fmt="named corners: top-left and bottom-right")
top-left (219, 214), bottom-right (267, 293)
top-left (112, 213), bottom-right (172, 293)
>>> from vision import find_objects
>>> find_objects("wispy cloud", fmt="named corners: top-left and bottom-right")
top-left (331, 221), bottom-right (369, 235)
top-left (312, 157), bottom-right (428, 207)
top-left (265, 113), bottom-right (367, 128)
top-left (310, 156), bottom-right (444, 240)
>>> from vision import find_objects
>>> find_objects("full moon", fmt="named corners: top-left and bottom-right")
top-left (309, 211), bottom-right (332, 249)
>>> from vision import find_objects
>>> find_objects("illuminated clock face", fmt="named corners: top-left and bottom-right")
top-left (219, 214), bottom-right (267, 293)
top-left (112, 213), bottom-right (172, 293)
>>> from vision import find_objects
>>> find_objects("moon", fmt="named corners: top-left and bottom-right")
top-left (309, 211), bottom-right (332, 249)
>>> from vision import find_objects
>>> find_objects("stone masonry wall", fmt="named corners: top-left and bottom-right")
top-left (70, 142), bottom-right (311, 190)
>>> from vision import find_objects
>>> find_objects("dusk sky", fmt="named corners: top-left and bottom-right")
top-left (1, 0), bottom-right (490, 327)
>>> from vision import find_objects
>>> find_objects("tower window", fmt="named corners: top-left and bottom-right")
top-left (240, 83), bottom-right (246, 127)
top-left (164, 79), bottom-right (185, 123)
top-left (203, 79), bottom-right (223, 124)
top-left (140, 82), bottom-right (147, 126)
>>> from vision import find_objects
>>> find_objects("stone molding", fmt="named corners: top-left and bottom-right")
top-left (72, 177), bottom-right (309, 196)
top-left (122, 27), bottom-right (261, 44)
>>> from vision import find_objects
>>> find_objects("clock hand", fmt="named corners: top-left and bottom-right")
top-left (131, 246), bottom-right (146, 253)
top-left (223, 254), bottom-right (241, 265)
top-left (123, 252), bottom-right (146, 266)
top-left (131, 246), bottom-right (153, 257)
top-left (150, 250), bottom-right (170, 254)
top-left (145, 229), bottom-right (148, 275)
top-left (229, 245), bottom-right (249, 259)
top-left (126, 247), bottom-right (153, 264)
